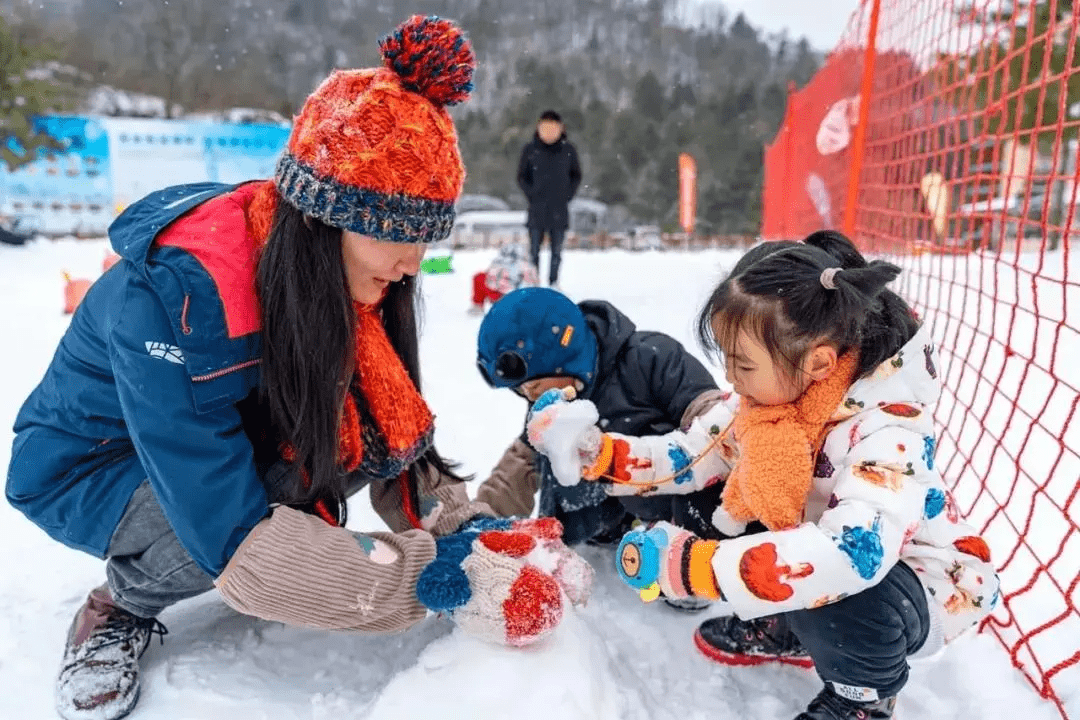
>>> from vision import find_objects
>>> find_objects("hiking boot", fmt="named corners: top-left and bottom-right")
top-left (694, 614), bottom-right (814, 669)
top-left (795, 685), bottom-right (897, 719)
top-left (56, 585), bottom-right (167, 720)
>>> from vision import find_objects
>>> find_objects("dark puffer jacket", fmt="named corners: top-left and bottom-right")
top-left (477, 300), bottom-right (724, 544)
top-left (516, 133), bottom-right (582, 231)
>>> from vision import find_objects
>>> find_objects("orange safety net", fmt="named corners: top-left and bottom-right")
top-left (762, 1), bottom-right (1079, 716)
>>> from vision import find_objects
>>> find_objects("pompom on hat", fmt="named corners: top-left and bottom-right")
top-left (271, 15), bottom-right (475, 244)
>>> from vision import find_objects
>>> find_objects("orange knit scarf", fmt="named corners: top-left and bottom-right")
top-left (721, 351), bottom-right (858, 531)
top-left (337, 300), bottom-right (435, 474)
top-left (248, 181), bottom-right (434, 524)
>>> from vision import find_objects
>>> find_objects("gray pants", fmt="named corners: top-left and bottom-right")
top-left (106, 469), bottom-right (372, 619)
top-left (105, 481), bottom-right (215, 618)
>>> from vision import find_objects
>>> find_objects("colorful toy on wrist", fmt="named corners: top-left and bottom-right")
top-left (615, 522), bottom-right (723, 603)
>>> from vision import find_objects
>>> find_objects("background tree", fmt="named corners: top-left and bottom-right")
top-left (953, 0), bottom-right (1079, 142)
top-left (947, 0), bottom-right (1079, 247)
top-left (2, 0), bottom-right (824, 231)
top-left (0, 13), bottom-right (74, 171)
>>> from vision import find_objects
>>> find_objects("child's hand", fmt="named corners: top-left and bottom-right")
top-left (415, 517), bottom-right (594, 647)
top-left (616, 521), bottom-right (727, 605)
top-left (526, 387), bottom-right (610, 486)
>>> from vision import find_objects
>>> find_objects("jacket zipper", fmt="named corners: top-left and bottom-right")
top-left (191, 358), bottom-right (261, 382)
top-left (178, 291), bottom-right (261, 382)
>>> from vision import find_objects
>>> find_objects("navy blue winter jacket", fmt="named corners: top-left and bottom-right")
top-left (7, 182), bottom-right (271, 577)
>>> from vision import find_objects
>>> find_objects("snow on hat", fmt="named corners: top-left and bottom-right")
top-left (272, 15), bottom-right (474, 243)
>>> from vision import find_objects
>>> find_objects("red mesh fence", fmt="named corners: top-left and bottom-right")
top-left (762, 1), bottom-right (1080, 716)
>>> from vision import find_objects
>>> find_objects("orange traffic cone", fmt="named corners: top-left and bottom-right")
top-left (63, 271), bottom-right (92, 314)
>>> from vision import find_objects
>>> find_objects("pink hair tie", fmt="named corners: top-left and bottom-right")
top-left (819, 267), bottom-right (842, 290)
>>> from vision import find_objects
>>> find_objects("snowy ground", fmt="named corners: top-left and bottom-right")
top-left (0, 239), bottom-right (1070, 720)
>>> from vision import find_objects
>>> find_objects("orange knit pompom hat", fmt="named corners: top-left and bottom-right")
top-left (273, 15), bottom-right (474, 243)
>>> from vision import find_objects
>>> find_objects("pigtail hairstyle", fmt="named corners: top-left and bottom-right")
top-left (803, 230), bottom-right (919, 376)
top-left (696, 240), bottom-right (797, 355)
top-left (698, 230), bottom-right (919, 382)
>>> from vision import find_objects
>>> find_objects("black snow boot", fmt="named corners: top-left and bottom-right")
top-left (585, 511), bottom-right (638, 547)
top-left (663, 596), bottom-right (713, 613)
top-left (56, 584), bottom-right (167, 720)
top-left (795, 685), bottom-right (897, 720)
top-left (694, 614), bottom-right (813, 668)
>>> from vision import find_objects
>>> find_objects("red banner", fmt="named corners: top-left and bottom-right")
top-left (678, 152), bottom-right (696, 234)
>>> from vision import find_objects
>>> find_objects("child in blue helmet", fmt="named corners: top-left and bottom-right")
top-left (475, 287), bottom-right (729, 562)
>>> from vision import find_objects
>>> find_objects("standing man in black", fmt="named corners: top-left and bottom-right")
top-left (517, 110), bottom-right (582, 289)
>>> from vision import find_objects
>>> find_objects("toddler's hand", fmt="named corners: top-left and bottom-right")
top-left (616, 521), bottom-right (726, 605)
top-left (526, 387), bottom-right (609, 486)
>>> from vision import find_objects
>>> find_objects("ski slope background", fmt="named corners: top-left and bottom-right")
top-left (0, 238), bottom-right (1072, 720)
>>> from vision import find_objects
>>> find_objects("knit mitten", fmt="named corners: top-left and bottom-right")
top-left (616, 522), bottom-right (729, 608)
top-left (415, 517), bottom-right (593, 646)
top-left (526, 387), bottom-right (611, 486)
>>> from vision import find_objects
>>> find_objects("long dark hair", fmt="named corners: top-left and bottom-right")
top-left (697, 230), bottom-right (919, 383)
top-left (256, 200), bottom-right (468, 520)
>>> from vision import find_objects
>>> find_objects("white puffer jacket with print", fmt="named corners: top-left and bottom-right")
top-left (596, 325), bottom-right (1000, 645)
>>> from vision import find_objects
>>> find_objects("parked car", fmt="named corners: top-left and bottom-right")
top-left (629, 225), bottom-right (663, 251)
top-left (955, 185), bottom-right (1071, 250)
top-left (0, 215), bottom-right (34, 246)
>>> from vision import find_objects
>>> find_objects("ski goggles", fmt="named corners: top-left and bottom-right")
top-left (476, 350), bottom-right (530, 388)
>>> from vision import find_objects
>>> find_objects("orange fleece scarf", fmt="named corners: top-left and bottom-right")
top-left (248, 181), bottom-right (434, 523)
top-left (721, 351), bottom-right (858, 531)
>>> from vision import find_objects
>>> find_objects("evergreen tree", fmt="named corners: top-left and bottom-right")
top-left (0, 15), bottom-right (72, 171)
top-left (6, 0), bottom-right (826, 230)
top-left (953, 0), bottom-right (1079, 141)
